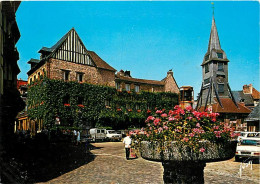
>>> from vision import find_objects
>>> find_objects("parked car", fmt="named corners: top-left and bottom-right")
top-left (89, 128), bottom-right (106, 142)
top-left (237, 132), bottom-right (260, 142)
top-left (235, 137), bottom-right (260, 162)
top-left (106, 130), bottom-right (122, 141)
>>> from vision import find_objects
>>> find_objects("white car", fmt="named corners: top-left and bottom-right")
top-left (237, 132), bottom-right (260, 142)
top-left (235, 137), bottom-right (260, 162)
top-left (106, 130), bottom-right (122, 141)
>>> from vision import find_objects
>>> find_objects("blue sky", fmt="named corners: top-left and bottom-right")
top-left (16, 1), bottom-right (259, 98)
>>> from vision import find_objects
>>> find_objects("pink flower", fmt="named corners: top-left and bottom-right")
top-left (189, 133), bottom-right (194, 137)
top-left (156, 110), bottom-right (163, 114)
top-left (168, 116), bottom-right (174, 121)
top-left (199, 147), bottom-right (205, 153)
top-left (163, 126), bottom-right (169, 130)
top-left (146, 116), bottom-right (155, 123)
top-left (196, 123), bottom-right (200, 128)
top-left (185, 106), bottom-right (192, 112)
top-left (161, 113), bottom-right (168, 118)
top-left (158, 127), bottom-right (163, 133)
top-left (153, 118), bottom-right (160, 126)
top-left (183, 137), bottom-right (189, 142)
top-left (187, 116), bottom-right (193, 120)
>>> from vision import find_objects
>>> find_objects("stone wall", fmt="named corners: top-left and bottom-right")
top-left (49, 58), bottom-right (115, 87)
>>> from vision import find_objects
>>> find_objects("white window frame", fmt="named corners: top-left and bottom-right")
top-left (125, 84), bottom-right (130, 91)
top-left (135, 85), bottom-right (140, 93)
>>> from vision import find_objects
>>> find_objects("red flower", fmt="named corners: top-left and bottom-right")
top-left (64, 104), bottom-right (70, 106)
top-left (137, 109), bottom-right (141, 113)
top-left (117, 108), bottom-right (122, 112)
top-left (147, 109), bottom-right (151, 114)
top-left (78, 104), bottom-right (85, 108)
top-left (199, 147), bottom-right (206, 153)
top-left (128, 109), bottom-right (132, 112)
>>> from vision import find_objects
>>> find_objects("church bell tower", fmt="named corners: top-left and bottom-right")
top-left (196, 15), bottom-right (238, 110)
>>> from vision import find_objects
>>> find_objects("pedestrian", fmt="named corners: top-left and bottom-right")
top-left (123, 132), bottom-right (132, 160)
top-left (73, 129), bottom-right (77, 143)
top-left (76, 130), bottom-right (81, 145)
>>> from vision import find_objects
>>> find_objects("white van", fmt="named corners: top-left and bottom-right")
top-left (106, 130), bottom-right (122, 141)
top-left (89, 128), bottom-right (106, 142)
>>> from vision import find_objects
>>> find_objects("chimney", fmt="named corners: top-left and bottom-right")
top-left (243, 84), bottom-right (253, 94)
top-left (167, 69), bottom-right (173, 77)
top-left (125, 70), bottom-right (131, 77)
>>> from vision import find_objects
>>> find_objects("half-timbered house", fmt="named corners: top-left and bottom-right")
top-left (27, 28), bottom-right (116, 87)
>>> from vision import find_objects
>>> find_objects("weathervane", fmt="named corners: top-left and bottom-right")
top-left (211, 2), bottom-right (215, 16)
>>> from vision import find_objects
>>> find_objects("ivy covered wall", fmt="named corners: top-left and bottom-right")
top-left (27, 78), bottom-right (179, 129)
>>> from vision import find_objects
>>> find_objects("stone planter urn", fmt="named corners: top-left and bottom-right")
top-left (140, 140), bottom-right (237, 184)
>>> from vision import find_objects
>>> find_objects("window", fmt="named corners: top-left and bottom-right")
top-left (62, 70), bottom-right (70, 81)
top-left (105, 100), bottom-right (111, 106)
top-left (77, 73), bottom-right (83, 82)
top-left (125, 84), bottom-right (130, 91)
top-left (38, 72), bottom-right (41, 78)
top-left (42, 69), bottom-right (45, 75)
top-left (135, 104), bottom-right (140, 110)
top-left (205, 64), bottom-right (209, 73)
top-left (218, 84), bottom-right (224, 93)
top-left (135, 85), bottom-right (140, 93)
top-left (217, 53), bottom-right (223, 59)
top-left (205, 54), bottom-right (209, 61)
top-left (34, 75), bottom-right (36, 81)
top-left (116, 82), bottom-right (120, 90)
top-left (63, 95), bottom-right (70, 104)
top-left (204, 78), bottom-right (210, 85)
top-left (30, 78), bottom-right (32, 84)
top-left (218, 62), bottom-right (224, 71)
top-left (126, 104), bottom-right (131, 109)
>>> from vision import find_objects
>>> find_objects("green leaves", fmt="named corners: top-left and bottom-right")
top-left (27, 78), bottom-right (178, 129)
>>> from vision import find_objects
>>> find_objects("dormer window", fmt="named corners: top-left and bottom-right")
top-left (217, 53), bottom-right (223, 59)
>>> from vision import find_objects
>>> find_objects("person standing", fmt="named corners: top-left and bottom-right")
top-left (76, 130), bottom-right (81, 145)
top-left (123, 132), bottom-right (132, 160)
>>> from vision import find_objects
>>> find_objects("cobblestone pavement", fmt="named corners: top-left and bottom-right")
top-left (39, 142), bottom-right (259, 184)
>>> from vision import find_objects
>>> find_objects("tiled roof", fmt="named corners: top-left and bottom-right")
top-left (252, 87), bottom-right (260, 100)
top-left (232, 91), bottom-right (254, 106)
top-left (115, 74), bottom-right (164, 86)
top-left (198, 98), bottom-right (251, 114)
top-left (87, 51), bottom-right (116, 72)
top-left (246, 104), bottom-right (260, 121)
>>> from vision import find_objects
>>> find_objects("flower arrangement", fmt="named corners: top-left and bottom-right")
top-left (132, 105), bottom-right (238, 152)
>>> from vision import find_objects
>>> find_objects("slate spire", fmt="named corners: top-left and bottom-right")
top-left (207, 16), bottom-right (221, 52)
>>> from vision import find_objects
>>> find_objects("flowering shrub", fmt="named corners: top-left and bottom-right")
top-left (132, 105), bottom-right (238, 152)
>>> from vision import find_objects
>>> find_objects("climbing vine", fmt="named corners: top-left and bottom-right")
top-left (27, 78), bottom-right (179, 129)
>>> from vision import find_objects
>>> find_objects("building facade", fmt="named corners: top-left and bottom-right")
top-left (115, 69), bottom-right (179, 94)
top-left (26, 28), bottom-right (180, 131)
top-left (196, 16), bottom-right (251, 130)
top-left (0, 1), bottom-right (25, 150)
top-left (27, 28), bottom-right (116, 87)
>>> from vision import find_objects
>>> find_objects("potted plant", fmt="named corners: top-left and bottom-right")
top-left (132, 105), bottom-right (238, 184)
